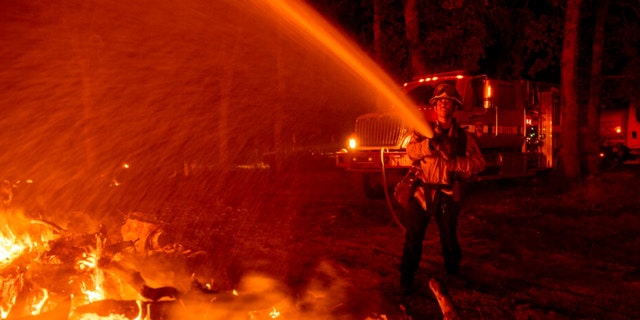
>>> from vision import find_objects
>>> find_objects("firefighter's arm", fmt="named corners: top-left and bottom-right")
top-left (406, 131), bottom-right (436, 161)
top-left (449, 133), bottom-right (486, 177)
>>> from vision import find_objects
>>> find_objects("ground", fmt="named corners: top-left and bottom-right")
top-left (106, 161), bottom-right (640, 320)
top-left (9, 161), bottom-right (639, 319)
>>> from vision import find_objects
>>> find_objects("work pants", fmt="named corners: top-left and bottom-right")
top-left (399, 187), bottom-right (461, 277)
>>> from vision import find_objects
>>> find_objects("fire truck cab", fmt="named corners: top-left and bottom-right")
top-left (336, 71), bottom-right (561, 199)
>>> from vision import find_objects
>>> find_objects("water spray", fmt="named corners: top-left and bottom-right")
top-left (253, 0), bottom-right (433, 139)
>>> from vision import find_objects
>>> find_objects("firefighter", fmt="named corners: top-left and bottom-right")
top-left (399, 83), bottom-right (486, 294)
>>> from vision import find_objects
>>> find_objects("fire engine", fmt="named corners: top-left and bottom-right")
top-left (335, 71), bottom-right (561, 199)
top-left (599, 103), bottom-right (640, 163)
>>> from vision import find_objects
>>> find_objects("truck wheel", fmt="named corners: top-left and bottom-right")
top-left (616, 143), bottom-right (630, 162)
top-left (361, 173), bottom-right (385, 199)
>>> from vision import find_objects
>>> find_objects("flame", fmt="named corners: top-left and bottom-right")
top-left (0, 209), bottom-right (57, 267)
top-left (0, 228), bottom-right (28, 266)
top-left (134, 300), bottom-right (144, 320)
top-left (0, 274), bottom-right (21, 319)
top-left (28, 288), bottom-right (49, 316)
top-left (77, 235), bottom-right (107, 305)
top-left (269, 306), bottom-right (281, 318)
top-left (0, 208), bottom-right (60, 318)
top-left (76, 313), bottom-right (130, 320)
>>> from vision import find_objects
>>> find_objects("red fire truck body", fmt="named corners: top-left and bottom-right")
top-left (599, 103), bottom-right (640, 162)
top-left (336, 71), bottom-right (561, 198)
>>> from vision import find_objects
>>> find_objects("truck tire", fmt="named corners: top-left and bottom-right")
top-left (615, 143), bottom-right (630, 162)
top-left (361, 173), bottom-right (385, 199)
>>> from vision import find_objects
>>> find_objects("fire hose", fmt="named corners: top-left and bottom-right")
top-left (379, 117), bottom-right (432, 234)
top-left (380, 147), bottom-right (406, 234)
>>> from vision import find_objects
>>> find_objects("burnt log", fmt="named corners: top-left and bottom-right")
top-left (11, 297), bottom-right (70, 320)
top-left (71, 299), bottom-right (139, 319)
top-left (428, 277), bottom-right (460, 320)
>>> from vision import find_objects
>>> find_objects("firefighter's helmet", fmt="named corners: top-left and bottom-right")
top-left (429, 83), bottom-right (463, 106)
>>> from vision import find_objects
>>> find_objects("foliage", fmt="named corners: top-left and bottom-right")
top-left (602, 0), bottom-right (640, 103)
top-left (309, 0), bottom-right (639, 94)
top-left (418, 0), bottom-right (492, 74)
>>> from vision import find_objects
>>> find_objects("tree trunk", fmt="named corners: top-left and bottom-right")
top-left (373, 0), bottom-right (384, 64)
top-left (559, 0), bottom-right (583, 182)
top-left (585, 0), bottom-right (608, 177)
top-left (404, 0), bottom-right (427, 76)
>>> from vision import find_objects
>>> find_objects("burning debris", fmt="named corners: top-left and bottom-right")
top-left (0, 208), bottom-right (263, 320)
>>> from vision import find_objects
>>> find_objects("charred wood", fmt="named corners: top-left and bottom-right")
top-left (428, 277), bottom-right (460, 320)
top-left (71, 299), bottom-right (139, 319)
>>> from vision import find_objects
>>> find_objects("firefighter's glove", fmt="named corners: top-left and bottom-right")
top-left (447, 157), bottom-right (472, 179)
top-left (428, 135), bottom-right (446, 151)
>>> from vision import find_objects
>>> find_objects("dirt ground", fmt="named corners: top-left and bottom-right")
top-left (111, 161), bottom-right (640, 320)
top-left (8, 161), bottom-right (639, 319)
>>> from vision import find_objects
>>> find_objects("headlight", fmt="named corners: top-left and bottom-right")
top-left (348, 138), bottom-right (357, 149)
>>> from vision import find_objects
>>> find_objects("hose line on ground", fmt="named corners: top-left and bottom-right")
top-left (380, 147), bottom-right (406, 234)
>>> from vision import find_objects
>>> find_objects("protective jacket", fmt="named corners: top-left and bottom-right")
top-left (406, 120), bottom-right (486, 192)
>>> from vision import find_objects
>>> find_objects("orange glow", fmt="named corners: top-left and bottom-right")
top-left (28, 289), bottom-right (48, 316)
top-left (1, 209), bottom-right (60, 317)
top-left (77, 235), bottom-right (107, 306)
top-left (135, 300), bottom-right (145, 320)
top-left (348, 138), bottom-right (357, 149)
top-left (400, 135), bottom-right (412, 148)
top-left (78, 313), bottom-right (130, 320)
top-left (0, 210), bottom-right (58, 267)
top-left (269, 306), bottom-right (281, 318)
top-left (615, 126), bottom-right (622, 134)
top-left (256, 0), bottom-right (432, 138)
top-left (0, 229), bottom-right (27, 265)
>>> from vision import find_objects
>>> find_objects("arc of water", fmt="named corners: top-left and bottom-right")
top-left (254, 0), bottom-right (433, 138)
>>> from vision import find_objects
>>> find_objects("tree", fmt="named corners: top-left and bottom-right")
top-left (559, 0), bottom-right (583, 181)
top-left (372, 0), bottom-right (384, 64)
top-left (403, 0), bottom-right (427, 76)
top-left (601, 0), bottom-right (640, 104)
top-left (584, 0), bottom-right (609, 177)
